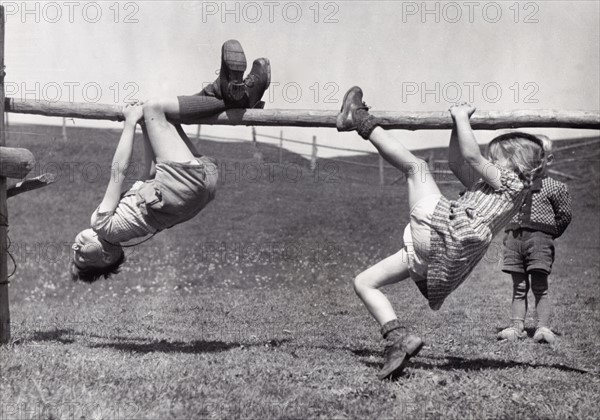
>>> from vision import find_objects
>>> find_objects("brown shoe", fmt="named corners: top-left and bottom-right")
top-left (336, 86), bottom-right (370, 132)
top-left (378, 334), bottom-right (424, 380)
top-left (243, 58), bottom-right (271, 108)
top-left (219, 40), bottom-right (247, 103)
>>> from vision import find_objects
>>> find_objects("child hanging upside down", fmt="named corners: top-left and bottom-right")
top-left (336, 86), bottom-right (547, 379)
top-left (71, 40), bottom-right (270, 283)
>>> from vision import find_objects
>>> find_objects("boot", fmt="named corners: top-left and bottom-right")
top-left (379, 319), bottom-right (424, 380)
top-left (243, 58), bottom-right (271, 108)
top-left (219, 39), bottom-right (247, 103)
top-left (336, 86), bottom-right (378, 139)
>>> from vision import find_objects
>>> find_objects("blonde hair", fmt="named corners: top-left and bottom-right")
top-left (487, 132), bottom-right (545, 187)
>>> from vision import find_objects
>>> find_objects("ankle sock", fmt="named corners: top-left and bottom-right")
top-left (381, 319), bottom-right (405, 340)
top-left (356, 113), bottom-right (379, 140)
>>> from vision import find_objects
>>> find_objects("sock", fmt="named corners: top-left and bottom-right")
top-left (357, 114), bottom-right (379, 140)
top-left (177, 95), bottom-right (228, 120)
top-left (381, 319), bottom-right (405, 341)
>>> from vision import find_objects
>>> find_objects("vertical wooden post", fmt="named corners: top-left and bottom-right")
top-left (251, 126), bottom-right (262, 160)
top-left (279, 130), bottom-right (283, 165)
top-left (196, 125), bottom-right (201, 141)
top-left (310, 135), bottom-right (317, 171)
top-left (0, 5), bottom-right (11, 344)
top-left (62, 117), bottom-right (68, 142)
top-left (379, 155), bottom-right (384, 186)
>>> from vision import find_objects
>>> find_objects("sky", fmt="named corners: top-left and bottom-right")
top-left (6, 0), bottom-right (600, 157)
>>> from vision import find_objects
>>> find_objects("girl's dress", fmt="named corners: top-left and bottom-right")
top-left (411, 167), bottom-right (527, 310)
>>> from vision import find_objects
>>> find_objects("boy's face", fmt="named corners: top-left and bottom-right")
top-left (72, 229), bottom-right (121, 269)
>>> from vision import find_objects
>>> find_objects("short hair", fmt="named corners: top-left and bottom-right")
top-left (70, 251), bottom-right (126, 284)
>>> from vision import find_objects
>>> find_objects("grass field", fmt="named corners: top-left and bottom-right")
top-left (1, 124), bottom-right (599, 419)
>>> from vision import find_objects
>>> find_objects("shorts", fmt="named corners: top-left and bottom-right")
top-left (402, 195), bottom-right (442, 279)
top-left (136, 156), bottom-right (218, 231)
top-left (502, 229), bottom-right (555, 275)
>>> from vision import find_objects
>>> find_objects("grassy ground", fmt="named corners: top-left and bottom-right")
top-left (1, 124), bottom-right (599, 419)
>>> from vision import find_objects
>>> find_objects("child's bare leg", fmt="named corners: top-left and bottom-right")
top-left (336, 87), bottom-right (440, 209)
top-left (369, 127), bottom-right (441, 209)
top-left (139, 122), bottom-right (156, 180)
top-left (174, 124), bottom-right (201, 157)
top-left (354, 249), bottom-right (411, 325)
top-left (356, 249), bottom-right (425, 379)
top-left (142, 98), bottom-right (196, 163)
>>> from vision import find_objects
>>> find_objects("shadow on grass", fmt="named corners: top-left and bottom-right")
top-left (89, 338), bottom-right (290, 354)
top-left (16, 327), bottom-right (291, 355)
top-left (410, 355), bottom-right (589, 375)
top-left (15, 328), bottom-right (77, 345)
top-left (352, 351), bottom-right (589, 377)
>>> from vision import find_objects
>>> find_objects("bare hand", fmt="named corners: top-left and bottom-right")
top-left (122, 102), bottom-right (144, 123)
top-left (449, 102), bottom-right (476, 119)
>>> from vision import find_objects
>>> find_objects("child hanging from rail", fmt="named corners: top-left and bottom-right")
top-left (70, 40), bottom-right (270, 283)
top-left (497, 136), bottom-right (572, 344)
top-left (335, 86), bottom-right (546, 379)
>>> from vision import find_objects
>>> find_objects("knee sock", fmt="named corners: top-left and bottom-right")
top-left (510, 275), bottom-right (529, 331)
top-left (177, 95), bottom-right (228, 120)
top-left (531, 273), bottom-right (551, 327)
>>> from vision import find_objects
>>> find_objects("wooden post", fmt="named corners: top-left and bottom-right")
top-left (62, 117), bottom-right (67, 142)
top-left (379, 155), bottom-right (384, 186)
top-left (279, 130), bottom-right (283, 165)
top-left (196, 125), bottom-right (201, 141)
top-left (252, 126), bottom-right (262, 161)
top-left (311, 135), bottom-right (317, 171)
top-left (0, 5), bottom-right (10, 344)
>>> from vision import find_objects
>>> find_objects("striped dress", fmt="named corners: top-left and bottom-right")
top-left (415, 167), bottom-right (527, 310)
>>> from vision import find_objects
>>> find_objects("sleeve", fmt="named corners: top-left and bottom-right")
top-left (494, 167), bottom-right (525, 198)
top-left (549, 182), bottom-right (572, 238)
top-left (89, 182), bottom-right (142, 240)
top-left (90, 207), bottom-right (116, 238)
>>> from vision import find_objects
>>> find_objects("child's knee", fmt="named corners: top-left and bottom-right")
top-left (512, 277), bottom-right (529, 299)
top-left (353, 272), bottom-right (370, 295)
top-left (142, 98), bottom-right (165, 116)
top-left (530, 272), bottom-right (549, 296)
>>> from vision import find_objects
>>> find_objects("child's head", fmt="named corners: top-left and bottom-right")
top-left (487, 132), bottom-right (546, 184)
top-left (70, 228), bottom-right (125, 283)
top-left (537, 135), bottom-right (554, 173)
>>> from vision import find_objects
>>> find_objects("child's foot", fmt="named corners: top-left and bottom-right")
top-left (219, 40), bottom-right (247, 103)
top-left (533, 326), bottom-right (556, 344)
top-left (497, 326), bottom-right (527, 341)
top-left (243, 58), bottom-right (271, 108)
top-left (379, 334), bottom-right (423, 380)
top-left (336, 86), bottom-right (370, 132)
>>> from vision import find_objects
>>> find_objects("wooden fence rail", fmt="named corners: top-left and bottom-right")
top-left (5, 98), bottom-right (600, 130)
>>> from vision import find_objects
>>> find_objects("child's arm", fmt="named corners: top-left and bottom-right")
top-left (448, 126), bottom-right (477, 189)
top-left (549, 183), bottom-right (572, 237)
top-left (97, 103), bottom-right (143, 213)
top-left (449, 104), bottom-right (503, 190)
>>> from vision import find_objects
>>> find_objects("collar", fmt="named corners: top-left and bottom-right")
top-left (531, 176), bottom-right (544, 192)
